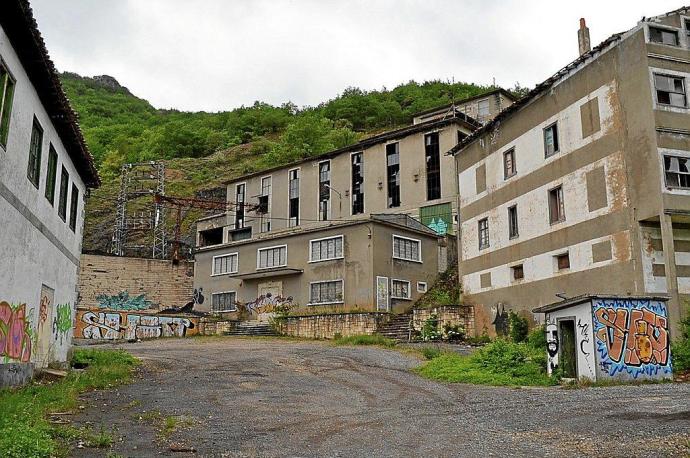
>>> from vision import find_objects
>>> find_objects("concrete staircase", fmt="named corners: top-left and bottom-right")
top-left (223, 321), bottom-right (279, 337)
top-left (376, 313), bottom-right (413, 341)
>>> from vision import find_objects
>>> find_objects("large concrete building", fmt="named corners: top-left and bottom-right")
top-left (0, 1), bottom-right (100, 385)
top-left (450, 8), bottom-right (690, 337)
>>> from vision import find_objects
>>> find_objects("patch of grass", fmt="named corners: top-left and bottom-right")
top-left (415, 339), bottom-right (556, 387)
top-left (82, 426), bottom-right (114, 448)
top-left (672, 312), bottom-right (690, 374)
top-left (332, 334), bottom-right (396, 348)
top-left (421, 346), bottom-right (442, 360)
top-left (0, 349), bottom-right (137, 458)
top-left (136, 410), bottom-right (195, 441)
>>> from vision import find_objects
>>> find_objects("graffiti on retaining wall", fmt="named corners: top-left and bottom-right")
top-left (96, 291), bottom-right (155, 311)
top-left (0, 302), bottom-right (33, 363)
top-left (53, 303), bottom-right (72, 344)
top-left (244, 294), bottom-right (293, 315)
top-left (76, 309), bottom-right (198, 340)
top-left (491, 304), bottom-right (509, 336)
top-left (593, 299), bottom-right (672, 378)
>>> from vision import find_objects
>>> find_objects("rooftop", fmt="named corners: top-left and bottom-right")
top-left (532, 294), bottom-right (670, 314)
top-left (411, 88), bottom-right (517, 118)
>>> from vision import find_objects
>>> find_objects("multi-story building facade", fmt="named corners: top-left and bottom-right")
top-left (451, 8), bottom-right (690, 338)
top-left (411, 88), bottom-right (515, 126)
top-left (0, 1), bottom-right (100, 385)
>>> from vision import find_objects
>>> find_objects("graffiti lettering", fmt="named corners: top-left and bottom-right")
top-left (244, 294), bottom-right (293, 315)
top-left (593, 299), bottom-right (672, 378)
top-left (96, 291), bottom-right (155, 311)
top-left (577, 319), bottom-right (591, 356)
top-left (52, 303), bottom-right (72, 344)
top-left (0, 302), bottom-right (33, 363)
top-left (77, 310), bottom-right (198, 340)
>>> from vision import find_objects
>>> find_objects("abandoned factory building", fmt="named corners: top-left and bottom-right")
top-left (0, 1), bottom-right (100, 386)
top-left (450, 8), bottom-right (690, 337)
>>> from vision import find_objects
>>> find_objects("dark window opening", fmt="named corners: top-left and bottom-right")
top-left (478, 217), bottom-right (489, 250)
top-left (425, 132), bottom-right (441, 200)
top-left (544, 123), bottom-right (559, 157)
top-left (508, 205), bottom-right (519, 239)
top-left (549, 186), bottom-right (565, 224)
top-left (27, 116), bottom-right (43, 188)
top-left (655, 74), bottom-right (687, 107)
top-left (235, 184), bottom-right (245, 229)
top-left (45, 145), bottom-right (58, 205)
top-left (386, 143), bottom-right (400, 208)
top-left (457, 130), bottom-right (468, 143)
top-left (58, 166), bottom-right (69, 221)
top-left (503, 148), bottom-right (516, 179)
top-left (0, 62), bottom-right (15, 148)
top-left (556, 253), bottom-right (570, 270)
top-left (649, 26), bottom-right (679, 46)
top-left (199, 227), bottom-right (223, 247)
top-left (289, 169), bottom-right (300, 226)
top-left (512, 264), bottom-right (524, 280)
top-left (665, 155), bottom-right (690, 188)
top-left (319, 161), bottom-right (331, 220)
top-left (69, 183), bottom-right (79, 232)
top-left (351, 153), bottom-right (364, 215)
top-left (229, 227), bottom-right (252, 242)
top-left (260, 177), bottom-right (271, 232)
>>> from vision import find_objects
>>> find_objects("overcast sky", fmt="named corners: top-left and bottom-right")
top-left (31, 0), bottom-right (682, 112)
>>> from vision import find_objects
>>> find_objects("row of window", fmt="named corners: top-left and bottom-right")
top-left (1, 60), bottom-right (80, 232)
top-left (501, 123), bottom-right (560, 180)
top-left (503, 252), bottom-right (571, 284)
top-left (478, 185), bottom-right (565, 250)
top-left (212, 234), bottom-right (422, 275)
top-left (648, 21), bottom-right (690, 48)
top-left (210, 278), bottom-right (428, 312)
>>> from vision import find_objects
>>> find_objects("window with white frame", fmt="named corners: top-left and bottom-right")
top-left (309, 280), bottom-right (343, 305)
top-left (391, 279), bottom-right (411, 299)
top-left (310, 235), bottom-right (343, 262)
top-left (544, 123), bottom-right (559, 157)
top-left (257, 245), bottom-right (287, 269)
top-left (478, 218), bottom-right (489, 250)
top-left (654, 73), bottom-right (687, 108)
top-left (393, 235), bottom-right (421, 262)
top-left (664, 155), bottom-right (690, 188)
top-left (212, 253), bottom-right (238, 275)
top-left (649, 26), bottom-right (679, 46)
top-left (417, 282), bottom-right (428, 293)
top-left (211, 291), bottom-right (237, 312)
top-left (0, 60), bottom-right (16, 149)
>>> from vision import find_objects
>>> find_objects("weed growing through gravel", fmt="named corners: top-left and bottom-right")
top-left (332, 334), bottom-right (396, 347)
top-left (0, 349), bottom-right (137, 458)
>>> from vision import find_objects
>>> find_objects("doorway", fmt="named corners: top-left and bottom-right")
top-left (558, 319), bottom-right (577, 378)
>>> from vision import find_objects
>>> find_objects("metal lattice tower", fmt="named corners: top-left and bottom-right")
top-left (110, 162), bottom-right (167, 259)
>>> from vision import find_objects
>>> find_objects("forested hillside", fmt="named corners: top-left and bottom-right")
top-left (61, 72), bottom-right (520, 255)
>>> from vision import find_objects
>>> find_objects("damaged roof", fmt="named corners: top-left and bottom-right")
top-left (411, 88), bottom-right (517, 118)
top-left (1, 0), bottom-right (100, 187)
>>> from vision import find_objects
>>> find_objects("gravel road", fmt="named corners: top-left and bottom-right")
top-left (71, 337), bottom-right (690, 457)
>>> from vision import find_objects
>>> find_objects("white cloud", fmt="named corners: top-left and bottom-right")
top-left (30, 0), bottom-right (682, 111)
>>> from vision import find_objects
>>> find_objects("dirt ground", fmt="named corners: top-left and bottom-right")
top-left (70, 337), bottom-right (690, 457)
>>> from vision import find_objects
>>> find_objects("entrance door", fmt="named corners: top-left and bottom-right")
top-left (255, 281), bottom-right (283, 322)
top-left (559, 319), bottom-right (577, 378)
top-left (376, 276), bottom-right (389, 312)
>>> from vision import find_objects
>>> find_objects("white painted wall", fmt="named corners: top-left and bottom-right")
top-left (545, 302), bottom-right (597, 381)
top-left (0, 24), bottom-right (87, 368)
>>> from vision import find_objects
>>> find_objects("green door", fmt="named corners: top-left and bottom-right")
top-left (559, 320), bottom-right (577, 378)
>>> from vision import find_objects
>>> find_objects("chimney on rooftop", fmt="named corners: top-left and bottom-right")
top-left (578, 18), bottom-right (591, 56)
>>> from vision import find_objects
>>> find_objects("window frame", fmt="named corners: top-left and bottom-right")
top-left (45, 144), bottom-right (58, 205)
top-left (508, 204), bottom-right (519, 239)
top-left (503, 147), bottom-right (516, 179)
top-left (318, 160), bottom-right (331, 221)
top-left (211, 291), bottom-right (238, 313)
top-left (211, 252), bottom-right (239, 276)
top-left (548, 185), bottom-right (566, 224)
top-left (663, 155), bottom-right (690, 189)
top-left (385, 142), bottom-right (401, 208)
top-left (417, 281), bottom-right (428, 293)
top-left (543, 122), bottom-right (560, 158)
top-left (27, 116), bottom-right (43, 188)
top-left (287, 168), bottom-right (300, 227)
top-left (392, 234), bottom-right (422, 263)
top-left (424, 131), bottom-right (442, 201)
top-left (234, 182), bottom-right (246, 230)
top-left (511, 264), bottom-right (524, 281)
top-left (308, 279), bottom-right (344, 306)
top-left (350, 152), bottom-right (365, 215)
top-left (256, 244), bottom-right (288, 270)
top-left (654, 73), bottom-right (687, 108)
top-left (0, 58), bottom-right (16, 149)
top-left (390, 279), bottom-right (412, 300)
top-left (309, 235), bottom-right (344, 263)
top-left (648, 25), bottom-right (680, 46)
top-left (259, 175), bottom-right (272, 233)
top-left (58, 166), bottom-right (69, 222)
top-left (478, 217), bottom-right (489, 250)
top-left (69, 183), bottom-right (79, 232)
top-left (555, 252), bottom-right (571, 271)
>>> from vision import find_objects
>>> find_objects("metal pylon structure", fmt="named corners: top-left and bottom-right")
top-left (110, 161), bottom-right (167, 259)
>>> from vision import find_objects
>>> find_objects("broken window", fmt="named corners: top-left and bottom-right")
top-left (199, 227), bottom-right (223, 247)
top-left (386, 143), bottom-right (401, 208)
top-left (288, 168), bottom-right (300, 226)
top-left (544, 123), bottom-right (559, 157)
top-left (457, 130), bottom-right (468, 143)
top-left (478, 218), bottom-right (489, 250)
top-left (393, 235), bottom-right (421, 262)
top-left (259, 176), bottom-right (271, 232)
top-left (235, 184), bottom-right (245, 229)
top-left (257, 245), bottom-right (287, 269)
top-left (27, 116), bottom-right (43, 188)
top-left (310, 235), bottom-right (343, 262)
top-left (649, 26), bottom-right (679, 46)
top-left (318, 161), bottom-right (331, 221)
top-left (503, 148), bottom-right (516, 179)
top-left (478, 99), bottom-right (490, 119)
top-left (664, 156), bottom-right (690, 189)
top-left (425, 132), bottom-right (441, 200)
top-left (211, 291), bottom-right (237, 312)
top-left (45, 145), bottom-right (58, 205)
top-left (309, 280), bottom-right (343, 305)
top-left (69, 183), bottom-right (79, 232)
top-left (556, 253), bottom-right (570, 271)
top-left (390, 279), bottom-right (411, 299)
top-left (512, 264), bottom-right (524, 280)
top-left (213, 253), bottom-right (238, 275)
top-left (655, 74), bottom-right (687, 107)
top-left (508, 205), bottom-right (519, 239)
top-left (0, 61), bottom-right (15, 148)
top-left (58, 166), bottom-right (69, 221)
top-left (351, 153), bottom-right (364, 215)
top-left (548, 185), bottom-right (565, 224)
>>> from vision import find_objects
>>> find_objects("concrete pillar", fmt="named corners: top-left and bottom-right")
top-left (660, 213), bottom-right (682, 340)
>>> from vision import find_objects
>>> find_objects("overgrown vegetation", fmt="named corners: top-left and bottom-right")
top-left (672, 313), bottom-right (690, 374)
top-left (332, 334), bottom-right (396, 348)
top-left (415, 268), bottom-right (460, 309)
top-left (508, 311), bottom-right (529, 343)
top-left (0, 349), bottom-right (138, 458)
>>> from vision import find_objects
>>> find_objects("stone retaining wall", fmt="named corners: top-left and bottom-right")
top-left (278, 313), bottom-right (390, 339)
top-left (198, 319), bottom-right (239, 336)
top-left (413, 305), bottom-right (475, 337)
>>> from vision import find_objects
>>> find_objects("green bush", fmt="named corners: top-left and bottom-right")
top-left (672, 314), bottom-right (690, 373)
top-left (421, 346), bottom-right (442, 360)
top-left (421, 315), bottom-right (441, 341)
top-left (442, 323), bottom-right (465, 342)
top-left (509, 311), bottom-right (529, 343)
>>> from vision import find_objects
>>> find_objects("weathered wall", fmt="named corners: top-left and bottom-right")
top-left (78, 254), bottom-right (194, 310)
top-left (544, 302), bottom-right (597, 380)
top-left (412, 305), bottom-right (475, 337)
top-left (74, 308), bottom-right (199, 340)
top-left (277, 313), bottom-right (390, 339)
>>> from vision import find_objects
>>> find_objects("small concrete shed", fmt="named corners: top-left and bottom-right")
top-left (533, 295), bottom-right (672, 382)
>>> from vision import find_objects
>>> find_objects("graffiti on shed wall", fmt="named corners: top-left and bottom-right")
top-left (76, 309), bottom-right (199, 340)
top-left (96, 291), bottom-right (156, 311)
top-left (593, 299), bottom-right (672, 379)
top-left (0, 302), bottom-right (33, 363)
top-left (53, 303), bottom-right (72, 344)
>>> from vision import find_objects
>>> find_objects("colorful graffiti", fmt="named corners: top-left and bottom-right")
top-left (0, 302), bottom-right (33, 363)
top-left (39, 285), bottom-right (53, 325)
top-left (96, 291), bottom-right (155, 311)
top-left (52, 303), bottom-right (72, 344)
top-left (593, 299), bottom-right (672, 379)
top-left (75, 309), bottom-right (199, 340)
top-left (244, 294), bottom-right (293, 315)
